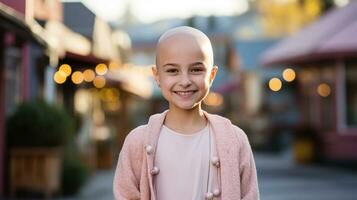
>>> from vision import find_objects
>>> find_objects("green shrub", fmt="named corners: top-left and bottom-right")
top-left (7, 100), bottom-right (90, 196)
top-left (6, 100), bottom-right (74, 147)
top-left (61, 157), bottom-right (89, 195)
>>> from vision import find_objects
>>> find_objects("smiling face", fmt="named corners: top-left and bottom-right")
top-left (153, 27), bottom-right (218, 111)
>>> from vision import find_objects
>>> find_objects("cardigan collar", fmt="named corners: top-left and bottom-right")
top-left (145, 110), bottom-right (240, 199)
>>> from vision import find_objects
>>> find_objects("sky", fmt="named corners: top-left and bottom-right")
top-left (62, 0), bottom-right (249, 24)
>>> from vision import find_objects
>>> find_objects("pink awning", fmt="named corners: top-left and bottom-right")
top-left (261, 1), bottom-right (357, 66)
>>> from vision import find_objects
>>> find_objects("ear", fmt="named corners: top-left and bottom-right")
top-left (152, 65), bottom-right (160, 87)
top-left (209, 66), bottom-right (218, 86)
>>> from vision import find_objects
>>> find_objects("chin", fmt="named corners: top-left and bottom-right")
top-left (171, 102), bottom-right (201, 111)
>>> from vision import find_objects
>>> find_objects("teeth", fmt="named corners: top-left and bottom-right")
top-left (175, 91), bottom-right (194, 96)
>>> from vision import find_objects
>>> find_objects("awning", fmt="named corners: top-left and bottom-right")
top-left (44, 20), bottom-right (91, 57)
top-left (261, 1), bottom-right (357, 66)
top-left (65, 52), bottom-right (107, 65)
top-left (106, 66), bottom-right (153, 99)
top-left (0, 2), bottom-right (46, 46)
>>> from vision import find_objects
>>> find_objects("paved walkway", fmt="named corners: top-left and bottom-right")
top-left (56, 151), bottom-right (357, 200)
top-left (56, 170), bottom-right (114, 200)
top-left (256, 151), bottom-right (357, 200)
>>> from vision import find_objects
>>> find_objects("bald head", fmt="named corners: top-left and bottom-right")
top-left (155, 26), bottom-right (214, 67)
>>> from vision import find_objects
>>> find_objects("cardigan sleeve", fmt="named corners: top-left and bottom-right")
top-left (113, 126), bottom-right (145, 200)
top-left (235, 127), bottom-right (260, 200)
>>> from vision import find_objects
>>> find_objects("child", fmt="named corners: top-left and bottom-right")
top-left (113, 26), bottom-right (259, 200)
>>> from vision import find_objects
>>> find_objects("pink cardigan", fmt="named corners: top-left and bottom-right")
top-left (113, 111), bottom-right (259, 200)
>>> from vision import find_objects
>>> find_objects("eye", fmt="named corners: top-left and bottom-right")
top-left (191, 67), bottom-right (204, 73)
top-left (165, 68), bottom-right (178, 74)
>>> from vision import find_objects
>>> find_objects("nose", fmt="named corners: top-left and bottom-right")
top-left (178, 73), bottom-right (192, 88)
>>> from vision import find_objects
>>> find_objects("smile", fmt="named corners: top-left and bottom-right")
top-left (173, 90), bottom-right (197, 97)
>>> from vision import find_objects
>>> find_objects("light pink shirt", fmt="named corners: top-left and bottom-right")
top-left (154, 125), bottom-right (210, 200)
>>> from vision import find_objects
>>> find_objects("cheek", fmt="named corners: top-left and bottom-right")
top-left (159, 77), bottom-right (174, 90)
top-left (195, 74), bottom-right (210, 87)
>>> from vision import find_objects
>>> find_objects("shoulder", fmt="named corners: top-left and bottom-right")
top-left (205, 112), bottom-right (230, 122)
top-left (118, 125), bottom-right (148, 169)
top-left (231, 125), bottom-right (250, 145)
top-left (120, 125), bottom-right (148, 158)
top-left (124, 125), bottom-right (147, 147)
top-left (206, 112), bottom-right (249, 145)
top-left (124, 111), bottom-right (166, 147)
top-left (205, 112), bottom-right (232, 128)
top-left (227, 124), bottom-right (253, 158)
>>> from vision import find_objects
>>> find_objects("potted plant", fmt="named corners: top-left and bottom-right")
top-left (6, 100), bottom-right (74, 198)
top-left (293, 124), bottom-right (321, 164)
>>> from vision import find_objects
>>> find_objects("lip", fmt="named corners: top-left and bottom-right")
top-left (173, 90), bottom-right (197, 97)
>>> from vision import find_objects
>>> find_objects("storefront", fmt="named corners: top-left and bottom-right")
top-left (0, 1), bottom-right (47, 196)
top-left (261, 2), bottom-right (357, 161)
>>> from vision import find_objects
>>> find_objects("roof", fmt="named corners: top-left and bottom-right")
top-left (261, 1), bottom-right (357, 66)
top-left (63, 2), bottom-right (95, 39)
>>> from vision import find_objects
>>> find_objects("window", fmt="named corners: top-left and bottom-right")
top-left (299, 65), bottom-right (334, 132)
top-left (345, 60), bottom-right (357, 127)
top-left (4, 47), bottom-right (22, 116)
top-left (320, 67), bottom-right (334, 132)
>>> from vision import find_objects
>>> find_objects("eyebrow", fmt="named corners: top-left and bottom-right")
top-left (162, 62), bottom-right (205, 68)
top-left (189, 62), bottom-right (204, 67)
top-left (162, 63), bottom-right (180, 68)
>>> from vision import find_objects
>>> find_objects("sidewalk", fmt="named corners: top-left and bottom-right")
top-left (56, 151), bottom-right (357, 200)
top-left (256, 151), bottom-right (357, 200)
top-left (56, 170), bottom-right (114, 200)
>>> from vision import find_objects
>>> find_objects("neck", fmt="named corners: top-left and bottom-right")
top-left (164, 105), bottom-right (207, 135)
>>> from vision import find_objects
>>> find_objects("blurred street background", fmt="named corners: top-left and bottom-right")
top-left (0, 0), bottom-right (356, 199)
top-left (55, 152), bottom-right (357, 200)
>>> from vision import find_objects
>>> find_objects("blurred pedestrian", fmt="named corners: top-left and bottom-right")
top-left (113, 26), bottom-right (259, 200)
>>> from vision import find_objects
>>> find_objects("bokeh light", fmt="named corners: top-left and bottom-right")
top-left (204, 92), bottom-right (223, 106)
top-left (95, 63), bottom-right (108, 75)
top-left (59, 64), bottom-right (72, 77)
top-left (93, 76), bottom-right (106, 88)
top-left (100, 88), bottom-right (119, 102)
top-left (83, 69), bottom-right (96, 82)
top-left (283, 68), bottom-right (296, 82)
top-left (109, 61), bottom-right (120, 72)
top-left (71, 71), bottom-right (84, 84)
top-left (54, 71), bottom-right (67, 84)
top-left (317, 83), bottom-right (331, 97)
top-left (269, 78), bottom-right (282, 92)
